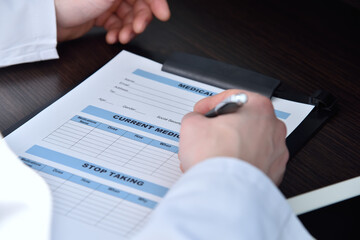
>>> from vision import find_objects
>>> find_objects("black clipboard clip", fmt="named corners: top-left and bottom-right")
top-left (309, 90), bottom-right (337, 112)
top-left (162, 52), bottom-right (280, 98)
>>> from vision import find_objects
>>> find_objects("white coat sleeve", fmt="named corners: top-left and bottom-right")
top-left (133, 157), bottom-right (313, 240)
top-left (0, 0), bottom-right (59, 67)
top-left (0, 135), bottom-right (52, 240)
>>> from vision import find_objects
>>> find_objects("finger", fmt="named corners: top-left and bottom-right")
top-left (116, 10), bottom-right (136, 44)
top-left (103, 14), bottom-right (123, 30)
top-left (194, 89), bottom-right (245, 114)
top-left (117, 0), bottom-right (133, 19)
top-left (118, 23), bottom-right (136, 44)
top-left (95, 11), bottom-right (114, 27)
top-left (144, 0), bottom-right (171, 21)
top-left (133, 0), bottom-right (153, 33)
top-left (123, 9), bottom-right (135, 25)
top-left (125, 0), bottom-right (136, 4)
top-left (102, 14), bottom-right (123, 44)
top-left (106, 29), bottom-right (120, 44)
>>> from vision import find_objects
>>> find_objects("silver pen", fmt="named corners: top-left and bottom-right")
top-left (205, 93), bottom-right (248, 118)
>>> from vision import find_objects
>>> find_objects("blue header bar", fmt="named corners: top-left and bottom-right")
top-left (126, 194), bottom-right (157, 209)
top-left (81, 106), bottom-right (180, 142)
top-left (150, 140), bottom-right (179, 153)
top-left (123, 131), bottom-right (153, 145)
top-left (97, 185), bottom-right (128, 199)
top-left (42, 166), bottom-right (72, 180)
top-left (133, 69), bottom-right (291, 119)
top-left (21, 157), bottom-right (46, 171)
top-left (71, 115), bottom-right (100, 128)
top-left (20, 157), bottom-right (157, 209)
top-left (97, 123), bottom-right (127, 136)
top-left (70, 115), bottom-right (178, 153)
top-left (274, 110), bottom-right (290, 120)
top-left (26, 145), bottom-right (168, 197)
top-left (133, 69), bottom-right (217, 97)
top-left (68, 175), bottom-right (100, 190)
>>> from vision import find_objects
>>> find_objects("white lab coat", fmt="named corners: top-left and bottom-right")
top-left (0, 1), bottom-right (312, 239)
top-left (0, 1), bottom-right (58, 67)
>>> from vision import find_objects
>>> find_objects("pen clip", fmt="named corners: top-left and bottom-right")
top-left (205, 93), bottom-right (248, 118)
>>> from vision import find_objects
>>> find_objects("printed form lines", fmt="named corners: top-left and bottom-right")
top-left (125, 80), bottom-right (195, 107)
top-left (31, 167), bottom-right (153, 237)
top-left (125, 77), bottom-right (196, 103)
top-left (43, 117), bottom-right (182, 182)
top-left (112, 92), bottom-right (188, 116)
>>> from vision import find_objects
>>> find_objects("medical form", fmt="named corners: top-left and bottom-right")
top-left (1, 51), bottom-right (314, 239)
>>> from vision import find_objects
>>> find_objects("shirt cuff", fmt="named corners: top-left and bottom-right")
top-left (159, 157), bottom-right (313, 239)
top-left (0, 0), bottom-right (59, 67)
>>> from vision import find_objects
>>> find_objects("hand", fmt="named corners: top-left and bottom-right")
top-left (179, 89), bottom-right (289, 185)
top-left (55, 0), bottom-right (170, 44)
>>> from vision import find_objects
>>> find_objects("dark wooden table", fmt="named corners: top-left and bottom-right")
top-left (0, 0), bottom-right (359, 199)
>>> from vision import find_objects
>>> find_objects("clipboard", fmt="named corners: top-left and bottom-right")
top-left (161, 52), bottom-right (338, 158)
top-left (0, 50), bottom-right (342, 240)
